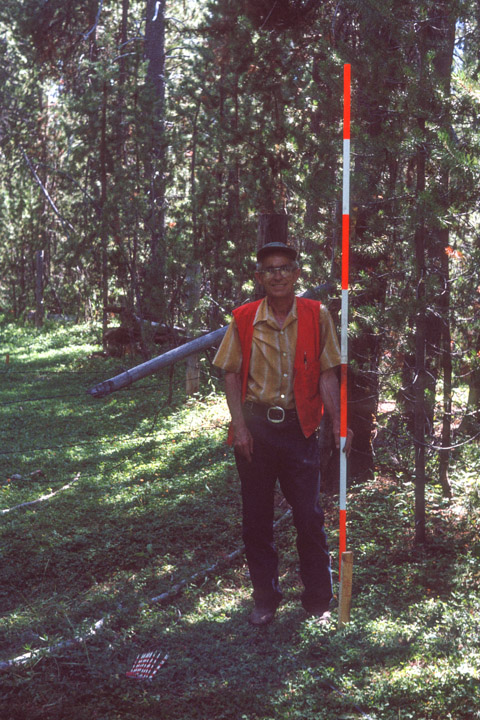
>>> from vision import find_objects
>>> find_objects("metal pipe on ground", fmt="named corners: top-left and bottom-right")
top-left (87, 283), bottom-right (333, 399)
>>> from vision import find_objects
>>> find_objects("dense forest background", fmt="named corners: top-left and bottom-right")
top-left (0, 0), bottom-right (479, 529)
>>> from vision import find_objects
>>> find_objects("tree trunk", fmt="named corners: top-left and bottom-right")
top-left (257, 213), bottom-right (288, 249)
top-left (100, 80), bottom-right (109, 351)
top-left (86, 4), bottom-right (109, 347)
top-left (439, 236), bottom-right (453, 498)
top-left (185, 103), bottom-right (202, 395)
top-left (11, 278), bottom-right (17, 319)
top-left (118, 0), bottom-right (129, 127)
top-left (460, 368), bottom-right (480, 431)
top-left (414, 116), bottom-right (427, 545)
top-left (431, 4), bottom-right (456, 499)
top-left (35, 250), bottom-right (44, 328)
top-left (35, 87), bottom-right (49, 328)
top-left (143, 0), bottom-right (167, 319)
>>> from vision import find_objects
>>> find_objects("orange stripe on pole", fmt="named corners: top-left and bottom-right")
top-left (342, 214), bottom-right (349, 290)
top-left (343, 64), bottom-right (351, 140)
top-left (339, 509), bottom-right (347, 560)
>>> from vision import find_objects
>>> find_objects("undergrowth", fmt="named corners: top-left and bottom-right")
top-left (0, 321), bottom-right (479, 720)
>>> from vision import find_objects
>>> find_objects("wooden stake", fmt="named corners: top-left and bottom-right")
top-left (338, 550), bottom-right (353, 628)
top-left (185, 354), bottom-right (200, 395)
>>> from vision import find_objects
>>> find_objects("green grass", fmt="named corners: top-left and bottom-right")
top-left (1, 321), bottom-right (479, 719)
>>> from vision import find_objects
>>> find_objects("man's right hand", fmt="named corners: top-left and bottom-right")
top-left (233, 423), bottom-right (254, 463)
top-left (224, 372), bottom-right (254, 462)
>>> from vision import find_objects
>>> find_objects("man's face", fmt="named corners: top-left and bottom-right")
top-left (254, 253), bottom-right (301, 301)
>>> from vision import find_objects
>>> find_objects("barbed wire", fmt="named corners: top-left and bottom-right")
top-left (0, 417), bottom-right (227, 459)
top-left (0, 433), bottom-right (154, 457)
top-left (0, 364), bottom-right (221, 408)
top-left (0, 368), bottom-right (112, 376)
top-left (1, 383), bottom-right (229, 519)
top-left (2, 406), bottom-right (477, 458)
top-left (0, 381), bottom-right (167, 407)
top-left (0, 367), bottom-right (182, 378)
top-left (0, 425), bottom-right (231, 514)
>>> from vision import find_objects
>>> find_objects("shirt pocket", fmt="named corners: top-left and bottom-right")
top-left (297, 357), bottom-right (321, 401)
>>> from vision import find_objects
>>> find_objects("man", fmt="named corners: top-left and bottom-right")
top-left (213, 242), bottom-right (352, 626)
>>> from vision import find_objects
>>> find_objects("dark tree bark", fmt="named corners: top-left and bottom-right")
top-left (185, 102), bottom-right (202, 395)
top-left (143, 0), bottom-right (167, 318)
top-left (414, 115), bottom-right (427, 545)
top-left (100, 79), bottom-right (109, 351)
top-left (439, 240), bottom-right (453, 498)
top-left (35, 250), bottom-right (44, 328)
top-left (431, 3), bottom-right (456, 499)
top-left (256, 213), bottom-right (289, 250)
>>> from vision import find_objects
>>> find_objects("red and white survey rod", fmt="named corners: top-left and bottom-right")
top-left (339, 63), bottom-right (351, 574)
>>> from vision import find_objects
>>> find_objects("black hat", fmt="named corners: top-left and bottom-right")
top-left (256, 242), bottom-right (297, 262)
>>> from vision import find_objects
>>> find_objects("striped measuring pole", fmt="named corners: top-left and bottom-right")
top-left (339, 63), bottom-right (351, 576)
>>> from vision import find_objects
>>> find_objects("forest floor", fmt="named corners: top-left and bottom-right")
top-left (0, 320), bottom-right (479, 720)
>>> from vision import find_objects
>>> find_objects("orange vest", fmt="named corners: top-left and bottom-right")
top-left (230, 297), bottom-right (324, 439)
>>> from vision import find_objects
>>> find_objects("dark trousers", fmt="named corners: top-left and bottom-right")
top-left (234, 412), bottom-right (333, 611)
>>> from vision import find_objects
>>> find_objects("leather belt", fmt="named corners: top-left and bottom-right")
top-left (243, 401), bottom-right (298, 425)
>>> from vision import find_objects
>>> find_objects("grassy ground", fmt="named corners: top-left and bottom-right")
top-left (0, 320), bottom-right (479, 720)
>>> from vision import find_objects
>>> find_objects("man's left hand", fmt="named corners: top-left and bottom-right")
top-left (333, 424), bottom-right (354, 457)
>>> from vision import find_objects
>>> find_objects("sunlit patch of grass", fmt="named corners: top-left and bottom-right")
top-left (1, 322), bottom-right (480, 720)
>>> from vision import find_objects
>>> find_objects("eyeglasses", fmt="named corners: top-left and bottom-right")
top-left (258, 264), bottom-right (296, 279)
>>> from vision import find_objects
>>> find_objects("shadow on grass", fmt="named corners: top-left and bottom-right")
top-left (0, 596), bottom-right (342, 720)
top-left (0, 430), bottom-right (241, 656)
top-left (1, 491), bottom-right (478, 720)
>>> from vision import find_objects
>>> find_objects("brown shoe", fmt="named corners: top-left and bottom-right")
top-left (249, 606), bottom-right (276, 626)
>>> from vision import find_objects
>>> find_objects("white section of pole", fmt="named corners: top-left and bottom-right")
top-left (342, 139), bottom-right (350, 214)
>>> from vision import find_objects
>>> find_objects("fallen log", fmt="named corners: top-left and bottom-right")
top-left (88, 282), bottom-right (333, 399)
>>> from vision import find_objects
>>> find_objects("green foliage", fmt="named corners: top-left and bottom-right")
top-left (1, 323), bottom-right (479, 719)
top-left (0, 0), bottom-right (479, 712)
top-left (0, 0), bottom-right (479, 355)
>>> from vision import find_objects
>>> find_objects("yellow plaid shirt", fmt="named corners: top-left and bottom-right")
top-left (213, 297), bottom-right (341, 409)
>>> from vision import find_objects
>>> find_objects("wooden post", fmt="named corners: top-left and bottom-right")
top-left (185, 261), bottom-right (202, 395)
top-left (185, 354), bottom-right (200, 395)
top-left (338, 551), bottom-right (353, 628)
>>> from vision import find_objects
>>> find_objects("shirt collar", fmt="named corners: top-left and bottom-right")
top-left (254, 297), bottom-right (298, 328)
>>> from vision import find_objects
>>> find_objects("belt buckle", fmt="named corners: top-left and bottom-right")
top-left (267, 406), bottom-right (285, 424)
